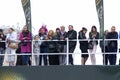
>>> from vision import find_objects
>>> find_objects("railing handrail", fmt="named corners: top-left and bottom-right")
top-left (0, 39), bottom-right (119, 42)
top-left (0, 52), bottom-right (119, 56)
top-left (1, 38), bottom-right (120, 65)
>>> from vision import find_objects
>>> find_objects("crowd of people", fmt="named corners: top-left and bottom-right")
top-left (0, 25), bottom-right (119, 66)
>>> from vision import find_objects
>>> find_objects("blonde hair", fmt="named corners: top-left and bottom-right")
top-left (48, 30), bottom-right (55, 37)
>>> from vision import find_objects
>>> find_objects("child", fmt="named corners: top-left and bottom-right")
top-left (33, 35), bottom-right (40, 66)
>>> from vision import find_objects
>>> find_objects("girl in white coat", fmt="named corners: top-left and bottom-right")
top-left (6, 28), bottom-right (17, 66)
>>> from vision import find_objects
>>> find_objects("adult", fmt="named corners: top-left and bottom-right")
top-left (0, 29), bottom-right (6, 66)
top-left (67, 25), bottom-right (77, 65)
top-left (78, 27), bottom-right (88, 65)
top-left (47, 30), bottom-right (59, 65)
top-left (89, 26), bottom-right (99, 65)
top-left (106, 26), bottom-right (118, 65)
top-left (19, 25), bottom-right (32, 66)
top-left (56, 26), bottom-right (67, 65)
top-left (100, 30), bottom-right (109, 65)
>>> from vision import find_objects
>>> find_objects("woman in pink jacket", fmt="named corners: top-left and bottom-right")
top-left (19, 25), bottom-right (32, 65)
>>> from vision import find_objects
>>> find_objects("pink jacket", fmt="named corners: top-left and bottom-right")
top-left (19, 32), bottom-right (32, 53)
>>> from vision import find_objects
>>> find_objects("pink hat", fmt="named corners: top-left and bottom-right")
top-left (39, 25), bottom-right (48, 33)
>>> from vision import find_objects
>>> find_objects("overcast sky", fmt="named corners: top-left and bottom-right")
top-left (0, 0), bottom-right (120, 34)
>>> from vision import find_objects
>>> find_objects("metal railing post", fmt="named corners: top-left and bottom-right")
top-left (31, 40), bottom-right (34, 66)
top-left (66, 38), bottom-right (69, 65)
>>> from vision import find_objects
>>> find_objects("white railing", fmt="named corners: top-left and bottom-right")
top-left (0, 39), bottom-right (119, 65)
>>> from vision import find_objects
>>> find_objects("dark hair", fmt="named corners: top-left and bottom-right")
top-left (82, 27), bottom-right (87, 31)
top-left (23, 25), bottom-right (29, 31)
top-left (0, 29), bottom-right (3, 38)
top-left (69, 25), bottom-right (73, 28)
top-left (56, 28), bottom-right (60, 31)
top-left (22, 25), bottom-right (29, 37)
top-left (80, 27), bottom-right (87, 32)
top-left (91, 26), bottom-right (97, 33)
top-left (104, 30), bottom-right (109, 35)
top-left (0, 29), bottom-right (3, 32)
top-left (9, 28), bottom-right (14, 31)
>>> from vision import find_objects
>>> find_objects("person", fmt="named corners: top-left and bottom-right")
top-left (6, 28), bottom-right (17, 66)
top-left (39, 24), bottom-right (48, 34)
top-left (119, 32), bottom-right (120, 39)
top-left (56, 26), bottom-right (67, 65)
top-left (47, 30), bottom-right (59, 65)
top-left (78, 27), bottom-right (88, 65)
top-left (33, 35), bottom-right (40, 66)
top-left (55, 28), bottom-right (61, 34)
top-left (39, 28), bottom-right (48, 66)
top-left (119, 31), bottom-right (120, 53)
top-left (19, 25), bottom-right (32, 66)
top-left (119, 31), bottom-right (120, 63)
top-left (106, 26), bottom-right (118, 65)
top-left (89, 26), bottom-right (99, 65)
top-left (16, 42), bottom-right (22, 65)
top-left (55, 27), bottom-right (62, 64)
top-left (0, 29), bottom-right (6, 66)
top-left (100, 30), bottom-right (109, 65)
top-left (67, 25), bottom-right (77, 65)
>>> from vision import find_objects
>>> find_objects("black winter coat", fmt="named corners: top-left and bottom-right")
top-left (89, 32), bottom-right (99, 45)
top-left (106, 32), bottom-right (118, 51)
top-left (78, 31), bottom-right (88, 50)
top-left (0, 34), bottom-right (6, 49)
top-left (67, 30), bottom-right (77, 47)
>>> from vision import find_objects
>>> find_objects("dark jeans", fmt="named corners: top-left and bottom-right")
top-left (69, 46), bottom-right (76, 65)
top-left (48, 49), bottom-right (59, 65)
top-left (109, 54), bottom-right (116, 65)
top-left (103, 54), bottom-right (109, 65)
top-left (49, 55), bottom-right (59, 65)
top-left (21, 55), bottom-right (31, 65)
top-left (108, 48), bottom-right (117, 65)
top-left (39, 48), bottom-right (48, 65)
top-left (0, 48), bottom-right (5, 66)
top-left (101, 46), bottom-right (109, 65)
top-left (39, 55), bottom-right (48, 65)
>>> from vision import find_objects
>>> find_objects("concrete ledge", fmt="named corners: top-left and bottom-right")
top-left (0, 65), bottom-right (120, 80)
